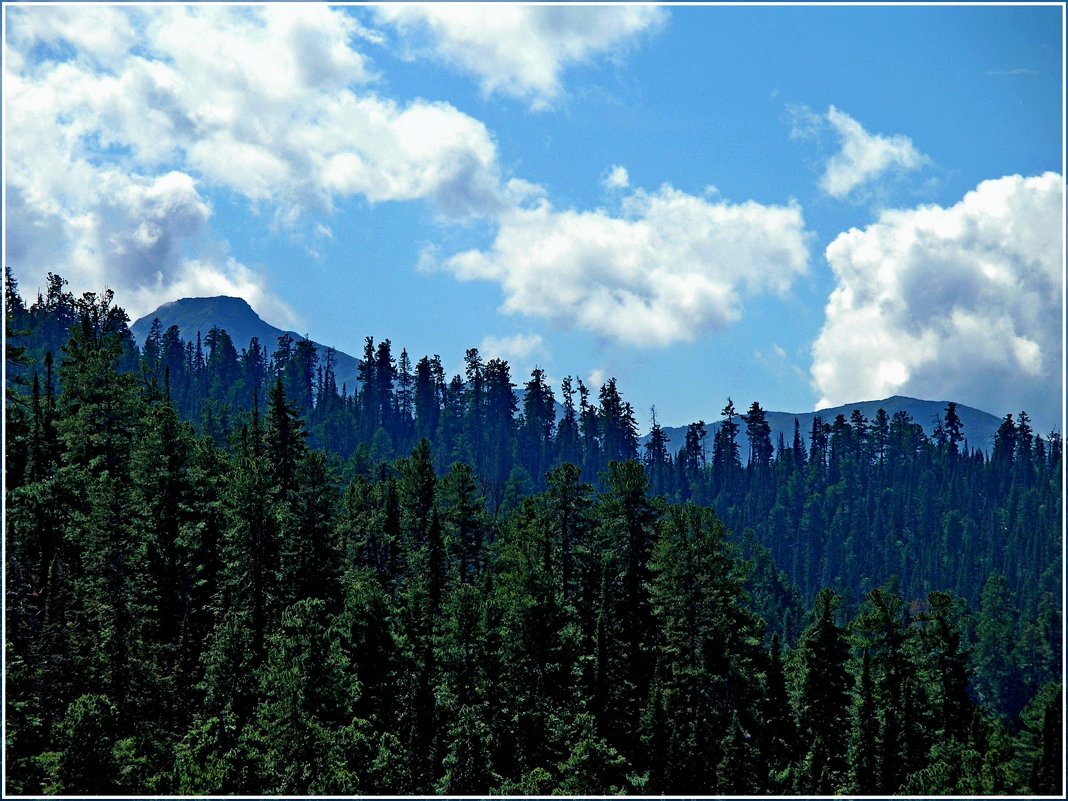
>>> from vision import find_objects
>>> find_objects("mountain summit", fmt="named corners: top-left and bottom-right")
top-left (130, 296), bottom-right (361, 387)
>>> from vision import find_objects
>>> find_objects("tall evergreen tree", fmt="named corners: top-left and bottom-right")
top-left (796, 589), bottom-right (851, 794)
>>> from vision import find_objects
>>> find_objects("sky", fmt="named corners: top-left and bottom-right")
top-left (4, 3), bottom-right (1065, 434)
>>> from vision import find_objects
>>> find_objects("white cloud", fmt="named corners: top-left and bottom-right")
top-left (786, 103), bottom-right (825, 141)
top-left (588, 368), bottom-right (609, 391)
top-left (789, 105), bottom-right (928, 199)
top-left (4, 5), bottom-right (521, 317)
top-left (603, 165), bottom-right (630, 191)
top-left (820, 106), bottom-right (927, 199)
top-left (439, 185), bottom-right (811, 347)
top-left (478, 333), bottom-right (549, 367)
top-left (372, 5), bottom-right (665, 110)
top-left (811, 172), bottom-right (1063, 431)
top-left (5, 5), bottom-right (138, 70)
top-left (127, 258), bottom-right (302, 330)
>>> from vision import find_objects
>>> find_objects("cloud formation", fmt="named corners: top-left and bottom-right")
top-left (821, 107), bottom-right (927, 198)
top-left (603, 165), bottom-right (631, 191)
top-left (478, 333), bottom-right (549, 368)
top-left (791, 105), bottom-right (927, 199)
top-left (438, 185), bottom-right (811, 347)
top-left (811, 172), bottom-right (1064, 432)
top-left (4, 5), bottom-right (519, 317)
top-left (372, 5), bottom-right (665, 110)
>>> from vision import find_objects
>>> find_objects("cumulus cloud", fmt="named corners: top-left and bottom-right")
top-left (478, 333), bottom-right (549, 367)
top-left (437, 185), bottom-right (811, 347)
top-left (588, 368), bottom-right (609, 391)
top-left (821, 107), bottom-right (927, 198)
top-left (4, 4), bottom-right (521, 317)
top-left (127, 258), bottom-right (303, 331)
top-left (603, 165), bottom-right (630, 191)
top-left (4, 4), bottom-right (138, 70)
top-left (791, 105), bottom-right (927, 199)
top-left (372, 5), bottom-right (665, 110)
top-left (811, 172), bottom-right (1063, 432)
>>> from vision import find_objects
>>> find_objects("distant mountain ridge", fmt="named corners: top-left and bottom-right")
top-left (641, 396), bottom-right (1004, 457)
top-left (130, 296), bottom-right (361, 388)
top-left (132, 297), bottom-right (1004, 453)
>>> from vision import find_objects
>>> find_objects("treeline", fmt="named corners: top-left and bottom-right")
top-left (3, 273), bottom-right (1063, 795)
top-left (7, 273), bottom-right (1060, 625)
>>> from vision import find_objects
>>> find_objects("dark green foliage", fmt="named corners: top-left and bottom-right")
top-left (554, 713), bottom-right (633, 794)
top-left (718, 711), bottom-right (761, 794)
top-left (437, 703), bottom-right (499, 794)
top-left (246, 599), bottom-right (371, 794)
top-left (851, 648), bottom-right (879, 793)
top-left (760, 634), bottom-right (797, 785)
top-left (44, 694), bottom-right (120, 794)
top-left (4, 276), bottom-right (1062, 795)
top-left (1018, 683), bottom-right (1062, 795)
top-left (974, 574), bottom-right (1026, 720)
top-left (796, 589), bottom-right (851, 793)
top-left (595, 461), bottom-right (660, 760)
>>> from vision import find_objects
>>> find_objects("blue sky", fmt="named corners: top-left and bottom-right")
top-left (4, 4), bottom-right (1064, 433)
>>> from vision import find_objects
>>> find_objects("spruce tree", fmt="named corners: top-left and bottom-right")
top-left (796, 589), bottom-right (851, 794)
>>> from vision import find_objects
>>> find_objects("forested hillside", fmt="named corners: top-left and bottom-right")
top-left (4, 272), bottom-right (1063, 796)
top-left (641, 396), bottom-right (1003, 462)
top-left (129, 295), bottom-right (362, 390)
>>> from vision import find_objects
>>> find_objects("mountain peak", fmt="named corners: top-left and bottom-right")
top-left (130, 295), bottom-right (360, 385)
top-left (152, 295), bottom-right (258, 318)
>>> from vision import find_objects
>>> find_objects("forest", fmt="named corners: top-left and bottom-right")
top-left (3, 271), bottom-right (1063, 796)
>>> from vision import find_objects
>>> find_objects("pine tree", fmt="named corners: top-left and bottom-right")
top-left (247, 599), bottom-right (370, 794)
top-left (796, 589), bottom-right (851, 794)
top-left (555, 375), bottom-right (582, 468)
top-left (712, 398), bottom-right (741, 493)
top-left (761, 634), bottom-right (797, 782)
top-left (482, 358), bottom-right (517, 488)
top-left (56, 296), bottom-right (152, 721)
top-left (46, 694), bottom-right (120, 794)
top-left (597, 378), bottom-right (638, 464)
top-left (647, 503), bottom-right (762, 792)
top-left (596, 461), bottom-right (659, 759)
top-left (278, 451), bottom-right (339, 609)
top-left (519, 367), bottom-right (556, 487)
top-left (745, 400), bottom-right (773, 471)
top-left (413, 355), bottom-right (441, 443)
top-left (441, 462), bottom-right (487, 585)
top-left (852, 583), bottom-right (911, 792)
top-left (356, 337), bottom-right (378, 440)
top-left (718, 710), bottom-right (761, 794)
top-left (974, 574), bottom-right (1024, 720)
top-left (555, 713), bottom-right (632, 794)
top-left (851, 647), bottom-right (879, 793)
top-left (437, 703), bottom-right (498, 794)
top-left (678, 420), bottom-right (706, 501)
top-left (265, 378), bottom-right (306, 499)
top-left (543, 461), bottom-right (594, 614)
top-left (919, 591), bottom-right (973, 742)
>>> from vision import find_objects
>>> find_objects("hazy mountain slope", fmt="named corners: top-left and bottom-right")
top-left (131, 296), bottom-right (361, 388)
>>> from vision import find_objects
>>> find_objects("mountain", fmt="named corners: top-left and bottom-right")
top-left (131, 299), bottom-right (1005, 454)
top-left (130, 296), bottom-right (361, 388)
top-left (641, 396), bottom-right (1004, 457)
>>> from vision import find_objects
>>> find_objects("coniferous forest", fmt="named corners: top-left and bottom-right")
top-left (4, 271), bottom-right (1063, 796)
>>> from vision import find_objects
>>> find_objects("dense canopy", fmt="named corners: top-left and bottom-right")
top-left (4, 272), bottom-right (1062, 795)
